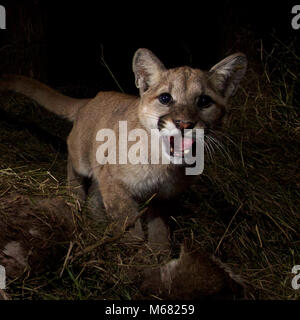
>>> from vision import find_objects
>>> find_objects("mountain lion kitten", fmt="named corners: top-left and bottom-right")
top-left (0, 49), bottom-right (247, 252)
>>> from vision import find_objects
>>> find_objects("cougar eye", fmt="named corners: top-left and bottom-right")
top-left (158, 92), bottom-right (172, 105)
top-left (197, 95), bottom-right (213, 108)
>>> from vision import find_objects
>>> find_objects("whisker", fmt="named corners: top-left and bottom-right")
top-left (209, 136), bottom-right (226, 161)
top-left (204, 136), bottom-right (215, 161)
top-left (211, 130), bottom-right (238, 149)
top-left (208, 134), bottom-right (233, 164)
top-left (212, 136), bottom-right (233, 164)
top-left (205, 144), bottom-right (213, 161)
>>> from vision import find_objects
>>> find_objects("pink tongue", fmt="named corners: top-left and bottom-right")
top-left (168, 136), bottom-right (194, 151)
top-left (182, 138), bottom-right (194, 150)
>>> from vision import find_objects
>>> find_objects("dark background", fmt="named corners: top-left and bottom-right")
top-left (0, 0), bottom-right (298, 96)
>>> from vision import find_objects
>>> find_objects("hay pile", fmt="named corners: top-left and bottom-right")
top-left (0, 194), bottom-right (75, 278)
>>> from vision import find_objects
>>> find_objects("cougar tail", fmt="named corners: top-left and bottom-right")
top-left (0, 74), bottom-right (92, 122)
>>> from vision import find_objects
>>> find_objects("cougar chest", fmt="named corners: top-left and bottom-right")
top-left (120, 164), bottom-right (187, 200)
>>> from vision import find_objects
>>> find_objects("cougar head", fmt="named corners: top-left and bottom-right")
top-left (133, 48), bottom-right (247, 164)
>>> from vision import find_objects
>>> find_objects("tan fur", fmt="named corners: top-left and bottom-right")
top-left (141, 244), bottom-right (246, 299)
top-left (0, 74), bottom-right (91, 121)
top-left (0, 49), bottom-right (247, 250)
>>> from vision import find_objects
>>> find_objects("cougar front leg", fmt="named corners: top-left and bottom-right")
top-left (67, 156), bottom-right (89, 202)
top-left (146, 201), bottom-right (171, 261)
top-left (98, 172), bottom-right (144, 244)
top-left (85, 179), bottom-right (106, 222)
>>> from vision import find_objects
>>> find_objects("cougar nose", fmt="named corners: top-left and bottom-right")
top-left (174, 120), bottom-right (195, 130)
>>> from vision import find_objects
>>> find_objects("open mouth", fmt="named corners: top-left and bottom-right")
top-left (165, 135), bottom-right (196, 158)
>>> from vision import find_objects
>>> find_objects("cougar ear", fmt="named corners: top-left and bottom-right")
top-left (209, 53), bottom-right (247, 99)
top-left (132, 48), bottom-right (166, 95)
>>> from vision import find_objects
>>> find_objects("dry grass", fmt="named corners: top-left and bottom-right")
top-left (0, 35), bottom-right (299, 300)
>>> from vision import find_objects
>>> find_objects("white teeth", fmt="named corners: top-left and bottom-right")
top-left (184, 149), bottom-right (190, 154)
top-left (170, 147), bottom-right (174, 153)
